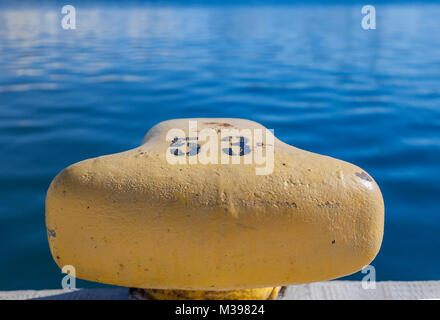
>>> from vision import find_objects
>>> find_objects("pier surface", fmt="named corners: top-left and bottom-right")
top-left (1, 281), bottom-right (439, 300)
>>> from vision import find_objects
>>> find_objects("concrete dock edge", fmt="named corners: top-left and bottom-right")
top-left (1, 281), bottom-right (439, 300)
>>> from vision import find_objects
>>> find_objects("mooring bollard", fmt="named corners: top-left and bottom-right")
top-left (45, 118), bottom-right (384, 300)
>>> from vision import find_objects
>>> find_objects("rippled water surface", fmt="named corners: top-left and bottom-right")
top-left (1, 3), bottom-right (440, 289)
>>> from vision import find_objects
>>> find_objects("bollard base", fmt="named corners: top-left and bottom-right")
top-left (129, 287), bottom-right (281, 300)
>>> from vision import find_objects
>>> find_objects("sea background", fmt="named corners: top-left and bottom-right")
top-left (0, 0), bottom-right (439, 290)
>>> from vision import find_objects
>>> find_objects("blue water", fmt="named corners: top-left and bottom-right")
top-left (1, 2), bottom-right (440, 290)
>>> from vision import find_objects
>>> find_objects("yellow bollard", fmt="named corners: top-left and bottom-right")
top-left (45, 118), bottom-right (384, 300)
